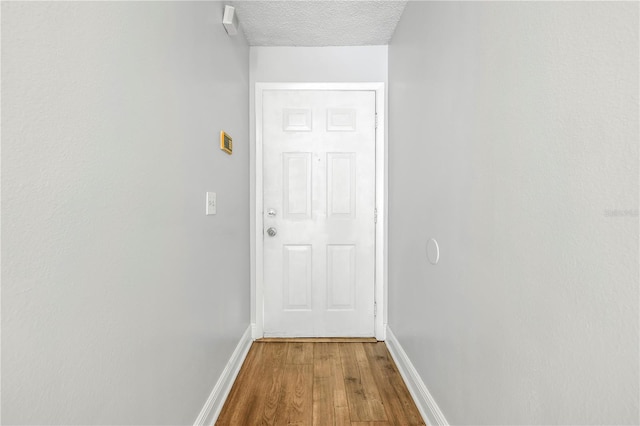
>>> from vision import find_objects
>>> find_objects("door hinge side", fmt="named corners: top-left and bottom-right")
top-left (374, 208), bottom-right (378, 224)
top-left (375, 113), bottom-right (378, 129)
top-left (374, 301), bottom-right (377, 317)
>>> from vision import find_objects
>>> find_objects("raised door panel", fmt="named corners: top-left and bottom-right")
top-left (283, 153), bottom-right (312, 220)
top-left (327, 245), bottom-right (356, 311)
top-left (327, 153), bottom-right (356, 219)
top-left (283, 245), bottom-right (312, 311)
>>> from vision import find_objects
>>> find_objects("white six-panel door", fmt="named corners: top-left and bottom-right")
top-left (262, 90), bottom-right (377, 337)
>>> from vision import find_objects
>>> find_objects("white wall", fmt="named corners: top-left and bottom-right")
top-left (388, 2), bottom-right (638, 425)
top-left (250, 46), bottom-right (388, 84)
top-left (249, 46), bottom-right (388, 328)
top-left (1, 2), bottom-right (249, 424)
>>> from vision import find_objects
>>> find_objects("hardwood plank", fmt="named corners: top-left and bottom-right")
top-left (313, 374), bottom-right (334, 425)
top-left (217, 342), bottom-right (286, 425)
top-left (215, 343), bottom-right (264, 424)
top-left (338, 343), bottom-right (387, 422)
top-left (332, 359), bottom-right (349, 410)
top-left (257, 337), bottom-right (378, 343)
top-left (365, 343), bottom-right (425, 425)
top-left (353, 343), bottom-right (388, 422)
top-left (275, 363), bottom-right (313, 425)
top-left (350, 422), bottom-right (391, 426)
top-left (350, 423), bottom-right (392, 426)
top-left (286, 341), bottom-right (314, 364)
top-left (339, 342), bottom-right (368, 421)
top-left (321, 343), bottom-right (350, 419)
top-left (335, 406), bottom-right (352, 426)
top-left (313, 342), bottom-right (339, 377)
top-left (261, 345), bottom-right (287, 425)
top-left (313, 343), bottom-right (344, 425)
top-left (240, 343), bottom-right (286, 425)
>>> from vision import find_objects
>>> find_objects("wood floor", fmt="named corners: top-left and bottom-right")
top-left (216, 341), bottom-right (425, 426)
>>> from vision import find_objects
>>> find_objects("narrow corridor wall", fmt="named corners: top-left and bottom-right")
top-left (1, 2), bottom-right (250, 424)
top-left (388, 2), bottom-right (639, 424)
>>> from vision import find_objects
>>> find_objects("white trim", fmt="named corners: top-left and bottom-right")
top-left (253, 82), bottom-right (387, 340)
top-left (251, 323), bottom-right (260, 340)
top-left (385, 326), bottom-right (449, 426)
top-left (193, 326), bottom-right (253, 426)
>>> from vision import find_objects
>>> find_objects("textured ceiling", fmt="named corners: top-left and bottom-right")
top-left (230, 1), bottom-right (408, 46)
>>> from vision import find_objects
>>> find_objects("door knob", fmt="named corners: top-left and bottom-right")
top-left (266, 227), bottom-right (277, 237)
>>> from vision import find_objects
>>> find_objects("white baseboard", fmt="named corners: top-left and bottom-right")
top-left (385, 326), bottom-right (449, 426)
top-left (194, 325), bottom-right (253, 426)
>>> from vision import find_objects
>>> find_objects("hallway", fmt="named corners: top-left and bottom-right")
top-left (216, 341), bottom-right (424, 425)
top-left (2, 2), bottom-right (638, 425)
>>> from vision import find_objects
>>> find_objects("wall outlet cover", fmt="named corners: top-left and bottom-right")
top-left (206, 192), bottom-right (217, 215)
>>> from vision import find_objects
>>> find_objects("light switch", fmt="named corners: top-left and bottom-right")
top-left (206, 192), bottom-right (216, 215)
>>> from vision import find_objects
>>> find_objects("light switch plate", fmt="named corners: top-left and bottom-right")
top-left (206, 192), bottom-right (216, 215)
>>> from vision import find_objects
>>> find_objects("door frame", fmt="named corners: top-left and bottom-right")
top-left (252, 82), bottom-right (387, 340)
